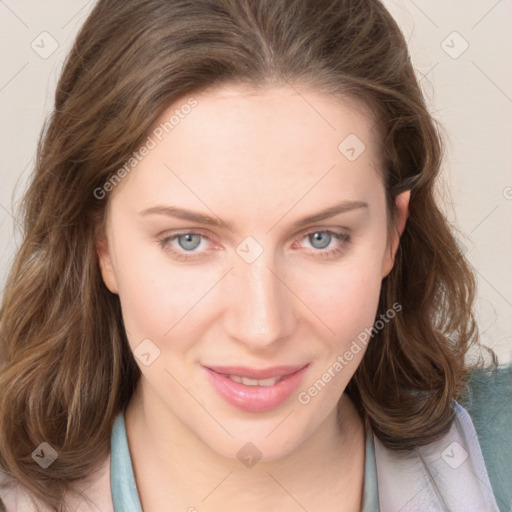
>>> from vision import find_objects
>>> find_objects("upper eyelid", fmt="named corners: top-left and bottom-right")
top-left (160, 224), bottom-right (350, 238)
top-left (160, 227), bottom-right (350, 248)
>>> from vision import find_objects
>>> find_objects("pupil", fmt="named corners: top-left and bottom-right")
top-left (179, 234), bottom-right (200, 251)
top-left (311, 232), bottom-right (331, 249)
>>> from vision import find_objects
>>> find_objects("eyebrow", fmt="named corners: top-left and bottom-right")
top-left (139, 200), bottom-right (369, 231)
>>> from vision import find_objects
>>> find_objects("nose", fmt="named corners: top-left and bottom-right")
top-left (223, 251), bottom-right (297, 351)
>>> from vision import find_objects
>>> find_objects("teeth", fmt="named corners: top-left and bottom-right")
top-left (226, 375), bottom-right (281, 386)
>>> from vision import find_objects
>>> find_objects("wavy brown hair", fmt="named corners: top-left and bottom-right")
top-left (0, 0), bottom-right (495, 509)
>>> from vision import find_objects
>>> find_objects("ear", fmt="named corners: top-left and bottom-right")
top-left (96, 234), bottom-right (119, 294)
top-left (381, 190), bottom-right (410, 278)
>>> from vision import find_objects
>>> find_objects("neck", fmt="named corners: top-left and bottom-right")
top-left (125, 378), bottom-right (365, 512)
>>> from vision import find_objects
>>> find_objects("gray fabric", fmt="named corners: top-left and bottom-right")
top-left (460, 365), bottom-right (512, 511)
top-left (374, 402), bottom-right (499, 512)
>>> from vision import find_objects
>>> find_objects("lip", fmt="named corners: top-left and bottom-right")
top-left (205, 364), bottom-right (307, 379)
top-left (203, 363), bottom-right (309, 413)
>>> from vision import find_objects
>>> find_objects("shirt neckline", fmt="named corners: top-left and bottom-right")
top-left (110, 411), bottom-right (379, 511)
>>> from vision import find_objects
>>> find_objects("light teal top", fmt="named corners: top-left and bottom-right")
top-left (110, 365), bottom-right (512, 511)
top-left (110, 413), bottom-right (143, 511)
top-left (110, 415), bottom-right (380, 511)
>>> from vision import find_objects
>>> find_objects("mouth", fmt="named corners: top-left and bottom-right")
top-left (203, 363), bottom-right (310, 413)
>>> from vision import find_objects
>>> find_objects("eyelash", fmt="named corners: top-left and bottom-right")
top-left (157, 229), bottom-right (351, 262)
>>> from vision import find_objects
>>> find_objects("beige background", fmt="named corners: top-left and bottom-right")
top-left (1, 1), bottom-right (511, 363)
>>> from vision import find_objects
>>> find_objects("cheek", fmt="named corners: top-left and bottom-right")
top-left (293, 254), bottom-right (383, 341)
top-left (112, 234), bottom-right (216, 343)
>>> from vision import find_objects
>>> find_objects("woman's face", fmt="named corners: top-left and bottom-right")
top-left (98, 85), bottom-right (408, 461)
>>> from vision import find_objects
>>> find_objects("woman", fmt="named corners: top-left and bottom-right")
top-left (0, 0), bottom-right (510, 510)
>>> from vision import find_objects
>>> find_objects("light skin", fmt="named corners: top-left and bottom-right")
top-left (97, 84), bottom-right (410, 511)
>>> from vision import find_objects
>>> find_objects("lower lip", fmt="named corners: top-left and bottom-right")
top-left (204, 365), bottom-right (309, 413)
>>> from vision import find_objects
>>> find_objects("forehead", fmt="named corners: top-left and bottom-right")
top-left (108, 85), bottom-right (384, 221)
top-left (166, 84), bottom-right (379, 162)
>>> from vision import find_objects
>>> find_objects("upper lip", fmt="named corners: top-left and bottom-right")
top-left (205, 364), bottom-right (309, 379)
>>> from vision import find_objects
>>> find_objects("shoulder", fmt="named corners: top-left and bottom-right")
top-left (0, 453), bottom-right (113, 512)
top-left (459, 364), bottom-right (512, 512)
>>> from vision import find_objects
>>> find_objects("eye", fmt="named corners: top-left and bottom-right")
top-left (158, 231), bottom-right (212, 261)
top-left (158, 228), bottom-right (351, 262)
top-left (296, 229), bottom-right (351, 259)
top-left (175, 233), bottom-right (202, 251)
top-left (308, 231), bottom-right (332, 249)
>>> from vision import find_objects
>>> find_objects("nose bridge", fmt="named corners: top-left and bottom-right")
top-left (224, 250), bottom-right (296, 347)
